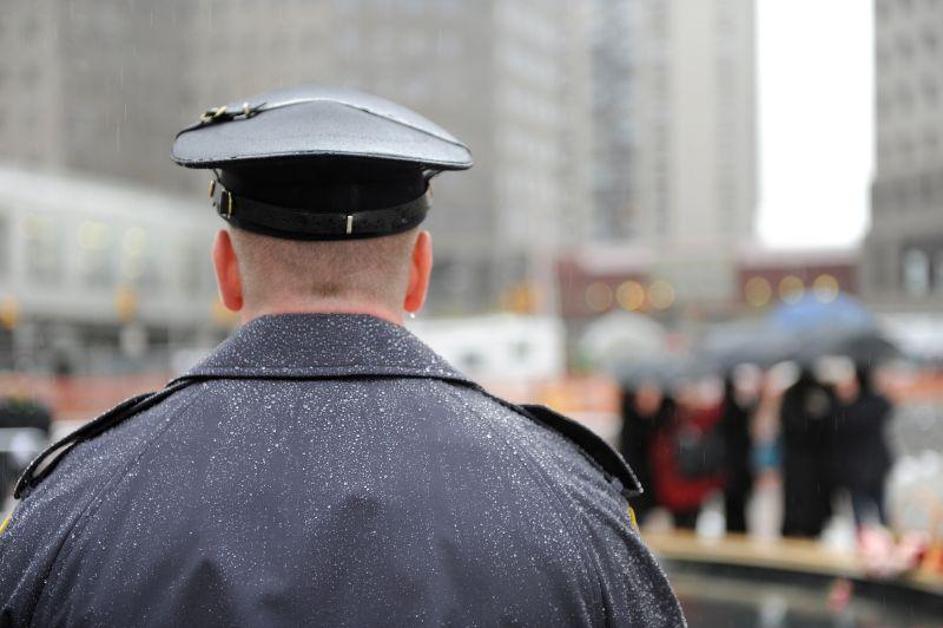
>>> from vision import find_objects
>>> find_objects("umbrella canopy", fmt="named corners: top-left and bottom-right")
top-left (697, 319), bottom-right (799, 371)
top-left (577, 311), bottom-right (668, 371)
top-left (826, 331), bottom-right (901, 366)
top-left (612, 353), bottom-right (714, 389)
top-left (769, 293), bottom-right (876, 337)
top-left (768, 293), bottom-right (880, 364)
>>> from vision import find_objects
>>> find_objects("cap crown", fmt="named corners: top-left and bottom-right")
top-left (172, 84), bottom-right (472, 170)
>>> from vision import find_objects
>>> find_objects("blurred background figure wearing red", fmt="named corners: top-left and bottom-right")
top-left (651, 383), bottom-right (725, 530)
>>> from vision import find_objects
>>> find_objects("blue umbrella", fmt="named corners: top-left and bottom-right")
top-left (768, 293), bottom-right (879, 363)
top-left (769, 293), bottom-right (876, 337)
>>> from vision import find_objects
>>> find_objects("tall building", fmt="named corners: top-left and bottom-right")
top-left (0, 0), bottom-right (593, 316)
top-left (628, 0), bottom-right (757, 246)
top-left (0, 165), bottom-right (220, 373)
top-left (580, 0), bottom-right (758, 308)
top-left (863, 0), bottom-right (943, 310)
top-left (590, 0), bottom-right (635, 240)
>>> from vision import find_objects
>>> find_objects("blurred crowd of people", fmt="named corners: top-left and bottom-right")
top-left (619, 360), bottom-right (895, 539)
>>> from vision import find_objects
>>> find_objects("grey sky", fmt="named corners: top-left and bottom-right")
top-left (756, 0), bottom-right (874, 249)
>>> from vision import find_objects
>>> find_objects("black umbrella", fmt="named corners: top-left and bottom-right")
top-left (698, 320), bottom-right (799, 371)
top-left (828, 331), bottom-right (901, 366)
top-left (614, 354), bottom-right (713, 389)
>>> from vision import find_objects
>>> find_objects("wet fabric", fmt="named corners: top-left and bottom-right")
top-left (0, 314), bottom-right (685, 627)
top-left (780, 373), bottom-right (835, 538)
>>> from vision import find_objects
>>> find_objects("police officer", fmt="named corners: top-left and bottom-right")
top-left (0, 85), bottom-right (685, 626)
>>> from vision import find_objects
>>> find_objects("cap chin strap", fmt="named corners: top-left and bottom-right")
top-left (211, 185), bottom-right (429, 241)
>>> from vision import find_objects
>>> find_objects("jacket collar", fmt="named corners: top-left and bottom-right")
top-left (174, 313), bottom-right (472, 385)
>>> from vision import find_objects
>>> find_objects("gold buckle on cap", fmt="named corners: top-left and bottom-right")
top-left (211, 185), bottom-right (234, 219)
top-left (200, 105), bottom-right (228, 123)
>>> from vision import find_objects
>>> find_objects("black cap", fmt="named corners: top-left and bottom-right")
top-left (172, 84), bottom-right (472, 240)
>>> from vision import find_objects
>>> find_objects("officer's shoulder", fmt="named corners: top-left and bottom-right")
top-left (462, 386), bottom-right (642, 501)
top-left (13, 380), bottom-right (199, 501)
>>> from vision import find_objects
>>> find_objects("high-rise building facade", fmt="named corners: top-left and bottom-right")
top-left (628, 0), bottom-right (757, 246)
top-left (0, 0), bottom-right (593, 315)
top-left (581, 0), bottom-right (757, 308)
top-left (590, 0), bottom-right (635, 240)
top-left (863, 0), bottom-right (943, 310)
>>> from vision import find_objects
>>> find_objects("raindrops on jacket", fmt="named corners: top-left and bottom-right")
top-left (0, 314), bottom-right (684, 626)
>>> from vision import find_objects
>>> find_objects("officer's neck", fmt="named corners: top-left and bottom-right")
top-left (240, 300), bottom-right (404, 327)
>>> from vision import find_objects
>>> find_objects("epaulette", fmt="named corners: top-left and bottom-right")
top-left (477, 390), bottom-right (643, 500)
top-left (14, 379), bottom-right (195, 500)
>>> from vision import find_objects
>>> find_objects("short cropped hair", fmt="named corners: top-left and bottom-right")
top-left (229, 227), bottom-right (417, 309)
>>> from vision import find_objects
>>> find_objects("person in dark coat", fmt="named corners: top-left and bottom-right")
top-left (0, 85), bottom-right (685, 627)
top-left (779, 367), bottom-right (835, 538)
top-left (618, 382), bottom-right (664, 524)
top-left (830, 365), bottom-right (894, 526)
top-left (719, 373), bottom-right (756, 534)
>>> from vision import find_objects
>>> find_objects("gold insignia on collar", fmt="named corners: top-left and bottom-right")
top-left (0, 513), bottom-right (11, 536)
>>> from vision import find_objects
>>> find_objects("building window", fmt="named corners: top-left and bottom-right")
top-left (649, 3), bottom-right (668, 38)
top-left (24, 214), bottom-right (63, 285)
top-left (923, 78), bottom-right (939, 105)
top-left (876, 43), bottom-right (889, 69)
top-left (78, 220), bottom-right (116, 288)
top-left (899, 135), bottom-right (915, 164)
top-left (926, 128), bottom-right (940, 156)
top-left (936, 250), bottom-right (943, 293)
top-left (902, 248), bottom-right (930, 296)
top-left (923, 28), bottom-right (939, 52)
top-left (876, 0), bottom-right (889, 19)
top-left (181, 239), bottom-right (213, 298)
top-left (919, 172), bottom-right (934, 204)
top-left (897, 34), bottom-right (915, 61)
top-left (120, 227), bottom-right (162, 291)
top-left (898, 83), bottom-right (914, 110)
top-left (871, 245), bottom-right (888, 289)
top-left (0, 212), bottom-right (7, 277)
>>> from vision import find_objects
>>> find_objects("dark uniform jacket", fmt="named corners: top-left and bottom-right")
top-left (0, 314), bottom-right (684, 627)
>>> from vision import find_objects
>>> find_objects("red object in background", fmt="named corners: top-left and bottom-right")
top-left (650, 404), bottom-right (725, 513)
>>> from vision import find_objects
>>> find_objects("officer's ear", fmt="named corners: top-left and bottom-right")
top-left (212, 229), bottom-right (244, 313)
top-left (403, 230), bottom-right (432, 315)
